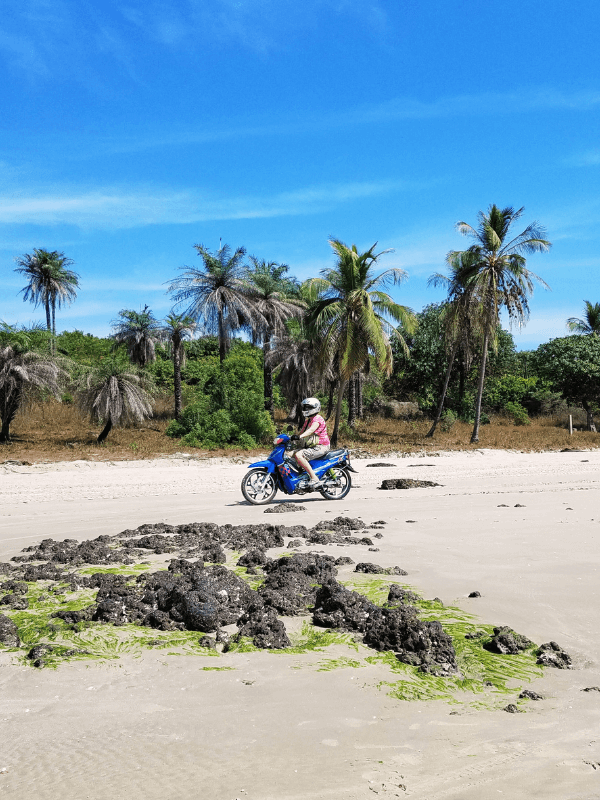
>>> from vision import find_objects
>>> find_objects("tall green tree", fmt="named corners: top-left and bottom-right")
top-left (535, 335), bottom-right (600, 432)
top-left (425, 255), bottom-right (482, 437)
top-left (15, 248), bottom-right (79, 344)
top-left (77, 357), bottom-right (156, 443)
top-left (567, 301), bottom-right (600, 336)
top-left (159, 313), bottom-right (197, 420)
top-left (167, 243), bottom-right (262, 364)
top-left (243, 257), bottom-right (304, 417)
top-left (309, 239), bottom-right (416, 446)
top-left (450, 205), bottom-right (551, 443)
top-left (111, 305), bottom-right (161, 367)
top-left (0, 324), bottom-right (65, 443)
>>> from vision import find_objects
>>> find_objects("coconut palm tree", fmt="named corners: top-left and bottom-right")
top-left (15, 249), bottom-right (80, 348)
top-left (78, 357), bottom-right (156, 443)
top-left (111, 305), bottom-right (161, 368)
top-left (167, 243), bottom-right (263, 364)
top-left (450, 205), bottom-right (551, 443)
top-left (159, 313), bottom-right (197, 420)
top-left (243, 257), bottom-right (304, 417)
top-left (567, 301), bottom-right (600, 336)
top-left (0, 323), bottom-right (65, 443)
top-left (308, 239), bottom-right (416, 446)
top-left (425, 253), bottom-right (482, 437)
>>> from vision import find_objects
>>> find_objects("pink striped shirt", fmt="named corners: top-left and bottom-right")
top-left (301, 414), bottom-right (330, 447)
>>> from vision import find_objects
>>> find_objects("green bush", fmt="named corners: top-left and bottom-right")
top-left (166, 346), bottom-right (275, 449)
top-left (503, 401), bottom-right (530, 425)
top-left (440, 409), bottom-right (457, 432)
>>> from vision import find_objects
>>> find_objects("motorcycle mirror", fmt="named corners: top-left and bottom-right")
top-left (286, 425), bottom-right (294, 432)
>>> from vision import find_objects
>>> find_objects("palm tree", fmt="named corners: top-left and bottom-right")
top-left (0, 324), bottom-right (65, 443)
top-left (309, 239), bottom-right (416, 447)
top-left (111, 305), bottom-right (161, 367)
top-left (159, 313), bottom-right (197, 420)
top-left (243, 257), bottom-right (304, 417)
top-left (567, 301), bottom-right (600, 336)
top-left (167, 243), bottom-right (262, 364)
top-left (78, 357), bottom-right (156, 443)
top-left (450, 205), bottom-right (551, 443)
top-left (15, 249), bottom-right (80, 347)
top-left (425, 254), bottom-right (482, 437)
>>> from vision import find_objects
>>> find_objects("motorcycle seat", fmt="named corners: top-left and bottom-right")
top-left (321, 448), bottom-right (346, 460)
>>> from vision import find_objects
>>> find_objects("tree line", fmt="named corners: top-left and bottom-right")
top-left (3, 203), bottom-right (600, 447)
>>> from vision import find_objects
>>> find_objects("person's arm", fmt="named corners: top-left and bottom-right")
top-left (299, 419), bottom-right (319, 439)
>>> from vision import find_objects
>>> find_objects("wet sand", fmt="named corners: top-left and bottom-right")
top-left (1, 449), bottom-right (599, 799)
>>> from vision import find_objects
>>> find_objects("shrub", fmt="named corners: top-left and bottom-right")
top-left (503, 401), bottom-right (530, 426)
top-left (440, 409), bottom-right (457, 432)
top-left (166, 347), bottom-right (275, 448)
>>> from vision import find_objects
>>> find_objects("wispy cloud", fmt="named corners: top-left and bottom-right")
top-left (564, 149), bottom-right (600, 167)
top-left (0, 179), bottom-right (406, 230)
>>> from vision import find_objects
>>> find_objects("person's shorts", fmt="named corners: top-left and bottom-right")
top-left (298, 444), bottom-right (329, 461)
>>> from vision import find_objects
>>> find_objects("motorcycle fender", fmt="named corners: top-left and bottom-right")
top-left (345, 463), bottom-right (359, 473)
top-left (247, 459), bottom-right (276, 472)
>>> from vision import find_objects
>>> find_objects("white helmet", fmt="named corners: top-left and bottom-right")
top-left (301, 397), bottom-right (321, 417)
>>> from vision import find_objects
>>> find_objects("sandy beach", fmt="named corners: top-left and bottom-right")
top-left (1, 448), bottom-right (600, 800)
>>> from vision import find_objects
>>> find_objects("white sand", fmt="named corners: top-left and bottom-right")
top-left (1, 449), bottom-right (600, 799)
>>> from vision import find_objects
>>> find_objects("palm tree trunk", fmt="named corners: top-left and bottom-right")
top-left (426, 344), bottom-right (457, 438)
top-left (173, 344), bottom-right (182, 420)
top-left (582, 400), bottom-right (597, 432)
top-left (97, 418), bottom-right (113, 443)
top-left (331, 378), bottom-right (347, 447)
top-left (357, 372), bottom-right (363, 419)
top-left (45, 299), bottom-right (51, 333)
top-left (263, 335), bottom-right (274, 418)
top-left (0, 389), bottom-right (21, 443)
top-left (348, 372), bottom-right (356, 428)
top-left (51, 301), bottom-right (56, 354)
top-left (471, 330), bottom-right (490, 444)
top-left (325, 380), bottom-right (335, 420)
top-left (218, 310), bottom-right (226, 364)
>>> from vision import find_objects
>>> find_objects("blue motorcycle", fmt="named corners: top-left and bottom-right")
top-left (241, 432), bottom-right (357, 505)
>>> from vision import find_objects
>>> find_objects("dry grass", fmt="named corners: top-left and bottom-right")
top-left (2, 399), bottom-right (599, 465)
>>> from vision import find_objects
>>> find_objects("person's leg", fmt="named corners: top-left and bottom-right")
top-left (294, 450), bottom-right (318, 482)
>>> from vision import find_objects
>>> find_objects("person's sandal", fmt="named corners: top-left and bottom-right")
top-left (308, 479), bottom-right (323, 488)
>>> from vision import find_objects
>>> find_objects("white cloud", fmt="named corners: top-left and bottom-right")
top-left (0, 179), bottom-right (405, 230)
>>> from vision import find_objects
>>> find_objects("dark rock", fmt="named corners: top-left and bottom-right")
top-left (264, 503), bottom-right (306, 513)
top-left (372, 520), bottom-right (387, 525)
top-left (143, 610), bottom-right (178, 630)
top-left (368, 548), bottom-right (380, 552)
top-left (0, 580), bottom-right (28, 594)
top-left (314, 517), bottom-right (365, 531)
top-left (0, 613), bottom-right (20, 647)
top-left (355, 563), bottom-right (407, 576)
top-left (366, 463), bottom-right (396, 467)
top-left (238, 548), bottom-right (268, 568)
top-left (497, 504), bottom-right (509, 507)
top-left (582, 686), bottom-right (600, 692)
top-left (334, 557), bottom-right (355, 566)
top-left (52, 607), bottom-right (95, 624)
top-left (468, 591), bottom-right (481, 598)
top-left (313, 581), bottom-right (375, 631)
top-left (379, 479), bottom-right (441, 490)
top-left (235, 602), bottom-right (291, 649)
top-left (27, 643), bottom-right (54, 661)
top-left (387, 585), bottom-right (419, 605)
top-left (519, 689), bottom-right (543, 700)
top-left (464, 630), bottom-right (486, 640)
top-left (260, 553), bottom-right (337, 615)
top-left (198, 635), bottom-right (216, 648)
top-left (287, 540), bottom-right (303, 549)
top-left (536, 641), bottom-right (572, 669)
top-left (514, 504), bottom-right (526, 508)
top-left (503, 704), bottom-right (522, 713)
top-left (0, 593), bottom-right (29, 609)
top-left (484, 626), bottom-right (533, 655)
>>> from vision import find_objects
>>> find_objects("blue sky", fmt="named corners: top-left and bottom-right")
top-left (1, 0), bottom-right (599, 349)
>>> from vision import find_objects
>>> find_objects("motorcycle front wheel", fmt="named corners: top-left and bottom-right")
top-left (241, 468), bottom-right (278, 505)
top-left (320, 467), bottom-right (351, 500)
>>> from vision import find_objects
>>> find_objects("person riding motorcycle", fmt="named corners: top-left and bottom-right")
top-left (291, 397), bottom-right (330, 488)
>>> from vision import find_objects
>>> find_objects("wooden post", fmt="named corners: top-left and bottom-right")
top-left (569, 415), bottom-right (573, 436)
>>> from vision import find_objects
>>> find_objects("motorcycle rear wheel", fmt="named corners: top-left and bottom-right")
top-left (319, 467), bottom-right (351, 500)
top-left (241, 468), bottom-right (278, 505)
